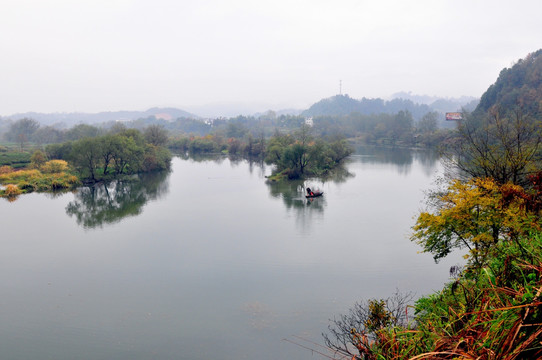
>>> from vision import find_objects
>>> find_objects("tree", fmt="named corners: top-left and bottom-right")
top-left (225, 121), bottom-right (248, 139)
top-left (444, 107), bottom-right (542, 186)
top-left (30, 150), bottom-right (47, 169)
top-left (110, 135), bottom-right (144, 175)
top-left (265, 126), bottom-right (314, 178)
top-left (281, 143), bottom-right (310, 178)
top-left (46, 128), bottom-right (170, 182)
top-left (411, 176), bottom-right (542, 266)
top-left (265, 127), bottom-right (352, 179)
top-left (144, 124), bottom-right (169, 147)
top-left (64, 124), bottom-right (101, 141)
top-left (417, 111), bottom-right (438, 134)
top-left (45, 142), bottom-right (73, 160)
top-left (99, 135), bottom-right (116, 175)
top-left (33, 126), bottom-right (63, 145)
top-left (109, 122), bottom-right (128, 134)
top-left (294, 123), bottom-right (313, 145)
top-left (5, 118), bottom-right (40, 150)
top-left (70, 137), bottom-right (101, 180)
top-left (264, 131), bottom-right (294, 165)
top-left (389, 110), bottom-right (414, 144)
top-left (141, 144), bottom-right (171, 172)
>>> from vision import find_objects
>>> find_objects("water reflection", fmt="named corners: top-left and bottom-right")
top-left (176, 152), bottom-right (227, 165)
top-left (265, 165), bottom-right (353, 216)
top-left (353, 145), bottom-right (440, 175)
top-left (267, 179), bottom-right (323, 211)
top-left (65, 170), bottom-right (170, 229)
top-left (0, 147), bottom-right (460, 360)
top-left (177, 152), bottom-right (268, 178)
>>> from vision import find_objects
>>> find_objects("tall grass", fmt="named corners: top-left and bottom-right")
top-left (0, 161), bottom-right (80, 199)
top-left (323, 234), bottom-right (542, 360)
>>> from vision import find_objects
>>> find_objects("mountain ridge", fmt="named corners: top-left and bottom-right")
top-left (2, 107), bottom-right (198, 127)
top-left (1, 93), bottom-right (478, 126)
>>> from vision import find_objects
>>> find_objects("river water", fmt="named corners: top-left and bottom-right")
top-left (0, 147), bottom-right (461, 360)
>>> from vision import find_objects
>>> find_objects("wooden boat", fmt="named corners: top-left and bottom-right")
top-left (305, 191), bottom-right (323, 198)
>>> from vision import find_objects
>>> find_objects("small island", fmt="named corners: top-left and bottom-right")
top-left (264, 124), bottom-right (353, 181)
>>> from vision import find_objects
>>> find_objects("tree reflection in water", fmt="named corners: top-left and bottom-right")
top-left (353, 145), bottom-right (440, 176)
top-left (266, 164), bottom-right (354, 216)
top-left (65, 170), bottom-right (170, 229)
top-left (265, 167), bottom-right (352, 234)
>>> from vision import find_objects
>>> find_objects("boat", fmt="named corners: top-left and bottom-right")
top-left (305, 188), bottom-right (324, 199)
top-left (305, 191), bottom-right (324, 199)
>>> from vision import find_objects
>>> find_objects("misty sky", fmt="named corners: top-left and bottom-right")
top-left (1, 0), bottom-right (541, 116)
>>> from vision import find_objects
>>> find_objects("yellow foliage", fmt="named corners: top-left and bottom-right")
top-left (0, 169), bottom-right (41, 182)
top-left (0, 165), bottom-right (13, 175)
top-left (412, 177), bottom-right (539, 265)
top-left (4, 184), bottom-right (21, 196)
top-left (0, 164), bottom-right (80, 196)
top-left (41, 160), bottom-right (69, 173)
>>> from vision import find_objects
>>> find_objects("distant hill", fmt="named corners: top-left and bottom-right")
top-left (391, 91), bottom-right (478, 112)
top-left (4, 107), bottom-right (198, 127)
top-left (475, 49), bottom-right (542, 116)
top-left (301, 94), bottom-right (475, 120)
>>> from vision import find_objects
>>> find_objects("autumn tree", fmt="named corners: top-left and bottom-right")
top-left (412, 175), bottom-right (542, 266)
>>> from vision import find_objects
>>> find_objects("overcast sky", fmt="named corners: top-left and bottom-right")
top-left (1, 0), bottom-right (541, 116)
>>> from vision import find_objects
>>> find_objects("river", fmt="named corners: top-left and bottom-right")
top-left (0, 146), bottom-right (461, 360)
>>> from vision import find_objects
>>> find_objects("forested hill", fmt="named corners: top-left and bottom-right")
top-left (476, 49), bottom-right (542, 115)
top-left (301, 94), bottom-right (472, 120)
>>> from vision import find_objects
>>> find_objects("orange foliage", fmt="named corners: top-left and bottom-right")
top-left (0, 166), bottom-right (13, 175)
top-left (4, 184), bottom-right (21, 197)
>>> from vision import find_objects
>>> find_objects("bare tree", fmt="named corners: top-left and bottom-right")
top-left (323, 290), bottom-right (415, 360)
top-left (443, 106), bottom-right (542, 186)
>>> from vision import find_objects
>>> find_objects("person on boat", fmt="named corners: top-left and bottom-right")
top-left (306, 187), bottom-right (314, 196)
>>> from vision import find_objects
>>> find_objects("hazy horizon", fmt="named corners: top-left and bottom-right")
top-left (2, 0), bottom-right (541, 115)
top-left (0, 92), bottom-right (476, 119)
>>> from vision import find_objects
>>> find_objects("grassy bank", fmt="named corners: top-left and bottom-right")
top-left (0, 160), bottom-right (80, 200)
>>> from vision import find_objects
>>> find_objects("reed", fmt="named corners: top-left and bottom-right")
top-left (0, 163), bottom-right (81, 199)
